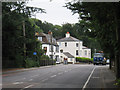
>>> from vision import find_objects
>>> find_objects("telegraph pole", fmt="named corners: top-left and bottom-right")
top-left (50, 32), bottom-right (54, 64)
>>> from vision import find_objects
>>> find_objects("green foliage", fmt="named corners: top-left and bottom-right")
top-left (40, 55), bottom-right (50, 60)
top-left (2, 2), bottom-right (45, 68)
top-left (114, 79), bottom-right (120, 86)
top-left (76, 57), bottom-right (93, 62)
top-left (25, 58), bottom-right (39, 68)
top-left (117, 79), bottom-right (120, 85)
top-left (66, 1), bottom-right (120, 78)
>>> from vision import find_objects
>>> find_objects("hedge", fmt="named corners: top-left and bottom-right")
top-left (76, 57), bottom-right (93, 63)
top-left (25, 55), bottom-right (56, 68)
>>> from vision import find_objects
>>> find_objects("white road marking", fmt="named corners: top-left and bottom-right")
top-left (42, 78), bottom-right (48, 82)
top-left (13, 82), bottom-right (23, 85)
top-left (24, 84), bottom-right (34, 88)
top-left (50, 75), bottom-right (56, 78)
top-left (82, 66), bottom-right (96, 90)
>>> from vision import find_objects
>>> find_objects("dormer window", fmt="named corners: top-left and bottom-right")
top-left (38, 37), bottom-right (42, 41)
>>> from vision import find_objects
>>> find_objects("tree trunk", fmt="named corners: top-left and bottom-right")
top-left (109, 53), bottom-right (115, 70)
top-left (115, 53), bottom-right (120, 79)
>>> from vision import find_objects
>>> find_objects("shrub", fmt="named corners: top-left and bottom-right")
top-left (76, 57), bottom-right (93, 63)
top-left (25, 58), bottom-right (39, 68)
top-left (40, 55), bottom-right (49, 60)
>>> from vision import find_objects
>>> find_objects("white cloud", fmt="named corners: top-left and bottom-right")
top-left (27, 0), bottom-right (79, 25)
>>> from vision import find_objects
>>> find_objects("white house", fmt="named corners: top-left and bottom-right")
top-left (57, 32), bottom-right (91, 64)
top-left (36, 32), bottom-right (60, 61)
top-left (82, 46), bottom-right (91, 59)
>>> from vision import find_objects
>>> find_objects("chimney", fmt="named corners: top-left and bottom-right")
top-left (48, 31), bottom-right (52, 35)
top-left (66, 32), bottom-right (70, 38)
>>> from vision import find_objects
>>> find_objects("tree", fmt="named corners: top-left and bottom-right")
top-left (66, 1), bottom-right (120, 78)
top-left (2, 1), bottom-right (45, 68)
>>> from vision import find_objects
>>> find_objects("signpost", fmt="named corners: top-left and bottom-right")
top-left (33, 52), bottom-right (37, 55)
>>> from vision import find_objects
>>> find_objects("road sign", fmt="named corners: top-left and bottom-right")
top-left (33, 52), bottom-right (37, 55)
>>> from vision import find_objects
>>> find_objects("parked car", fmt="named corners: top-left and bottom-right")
top-left (56, 61), bottom-right (60, 64)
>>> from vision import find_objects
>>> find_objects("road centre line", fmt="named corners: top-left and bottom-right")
top-left (50, 75), bottom-right (56, 78)
top-left (13, 82), bottom-right (23, 85)
top-left (42, 78), bottom-right (48, 82)
top-left (23, 84), bottom-right (34, 89)
top-left (82, 66), bottom-right (96, 90)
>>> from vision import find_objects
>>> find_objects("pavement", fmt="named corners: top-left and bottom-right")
top-left (1, 64), bottom-right (120, 89)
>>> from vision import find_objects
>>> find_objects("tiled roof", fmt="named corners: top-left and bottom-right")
top-left (36, 32), bottom-right (58, 46)
top-left (57, 36), bottom-right (81, 42)
top-left (63, 52), bottom-right (74, 58)
top-left (82, 46), bottom-right (90, 49)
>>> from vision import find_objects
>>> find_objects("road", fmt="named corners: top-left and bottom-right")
top-left (2, 64), bottom-right (117, 89)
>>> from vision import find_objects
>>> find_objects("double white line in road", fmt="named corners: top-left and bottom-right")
top-left (82, 66), bottom-right (96, 90)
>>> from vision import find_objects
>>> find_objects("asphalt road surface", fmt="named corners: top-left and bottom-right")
top-left (2, 64), bottom-right (117, 89)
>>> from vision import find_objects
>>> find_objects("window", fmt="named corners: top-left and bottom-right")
top-left (76, 50), bottom-right (79, 55)
top-left (44, 47), bottom-right (47, 53)
top-left (60, 49), bottom-right (63, 53)
top-left (38, 37), bottom-right (42, 41)
top-left (56, 55), bottom-right (59, 61)
top-left (49, 45), bottom-right (53, 52)
top-left (50, 55), bottom-right (53, 59)
top-left (80, 50), bottom-right (82, 56)
top-left (76, 43), bottom-right (78, 47)
top-left (85, 50), bottom-right (87, 56)
top-left (56, 46), bottom-right (59, 52)
top-left (65, 42), bottom-right (67, 47)
top-left (89, 51), bottom-right (91, 57)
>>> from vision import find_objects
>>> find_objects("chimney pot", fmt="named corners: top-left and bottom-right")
top-left (66, 32), bottom-right (70, 38)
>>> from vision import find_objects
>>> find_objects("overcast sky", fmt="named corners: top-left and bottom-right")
top-left (27, 0), bottom-right (79, 26)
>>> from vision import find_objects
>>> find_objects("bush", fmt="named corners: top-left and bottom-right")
top-left (76, 57), bottom-right (93, 63)
top-left (25, 58), bottom-right (39, 68)
top-left (40, 55), bottom-right (49, 60)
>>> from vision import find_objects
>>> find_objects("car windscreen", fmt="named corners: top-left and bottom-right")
top-left (94, 53), bottom-right (103, 57)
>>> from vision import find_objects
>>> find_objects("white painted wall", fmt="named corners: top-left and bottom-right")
top-left (57, 41), bottom-right (83, 57)
top-left (61, 53), bottom-right (75, 64)
top-left (57, 40), bottom-right (91, 62)
top-left (42, 44), bottom-right (60, 60)
top-left (82, 49), bottom-right (91, 59)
